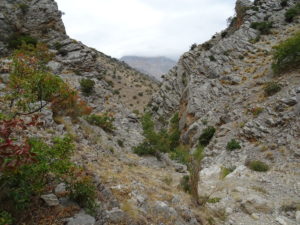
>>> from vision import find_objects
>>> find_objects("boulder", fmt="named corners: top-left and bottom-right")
top-left (67, 211), bottom-right (96, 225)
top-left (241, 194), bottom-right (272, 214)
top-left (41, 194), bottom-right (59, 206)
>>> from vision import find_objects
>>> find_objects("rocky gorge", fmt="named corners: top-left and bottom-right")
top-left (0, 0), bottom-right (299, 225)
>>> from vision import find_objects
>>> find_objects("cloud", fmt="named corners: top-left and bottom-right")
top-left (56, 0), bottom-right (236, 59)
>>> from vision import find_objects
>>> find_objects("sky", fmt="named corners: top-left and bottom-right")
top-left (55, 0), bottom-right (236, 60)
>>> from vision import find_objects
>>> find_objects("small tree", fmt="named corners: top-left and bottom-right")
top-left (188, 146), bottom-right (204, 205)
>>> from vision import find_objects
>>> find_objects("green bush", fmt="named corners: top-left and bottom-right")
top-left (209, 55), bottom-right (216, 61)
top-left (285, 3), bottom-right (300, 22)
top-left (85, 113), bottom-right (115, 132)
top-left (18, 3), bottom-right (29, 14)
top-left (69, 176), bottom-right (97, 214)
top-left (208, 197), bottom-right (221, 204)
top-left (117, 139), bottom-right (124, 147)
top-left (220, 166), bottom-right (235, 179)
top-left (169, 112), bottom-right (180, 151)
top-left (170, 145), bottom-right (190, 165)
top-left (250, 21), bottom-right (273, 35)
top-left (190, 43), bottom-right (197, 51)
top-left (247, 160), bottom-right (269, 172)
top-left (0, 136), bottom-right (74, 210)
top-left (264, 82), bottom-right (281, 96)
top-left (133, 113), bottom-right (171, 156)
top-left (226, 139), bottom-right (241, 151)
top-left (0, 210), bottom-right (13, 225)
top-left (80, 78), bottom-right (95, 96)
top-left (272, 32), bottom-right (300, 74)
top-left (280, 0), bottom-right (288, 8)
top-left (8, 34), bottom-right (37, 49)
top-left (198, 126), bottom-right (216, 147)
top-left (180, 175), bottom-right (191, 193)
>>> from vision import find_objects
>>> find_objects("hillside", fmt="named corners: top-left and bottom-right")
top-left (0, 0), bottom-right (300, 225)
top-left (121, 56), bottom-right (176, 80)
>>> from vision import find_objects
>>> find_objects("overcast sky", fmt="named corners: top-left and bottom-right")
top-left (56, 0), bottom-right (236, 60)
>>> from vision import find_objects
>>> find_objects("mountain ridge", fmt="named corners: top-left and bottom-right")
top-left (121, 55), bottom-right (176, 80)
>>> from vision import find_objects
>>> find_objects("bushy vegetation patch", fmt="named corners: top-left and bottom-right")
top-left (220, 166), bottom-right (236, 179)
top-left (247, 160), bottom-right (269, 172)
top-left (133, 112), bottom-right (181, 156)
top-left (285, 3), bottom-right (300, 22)
top-left (7, 43), bottom-right (91, 118)
top-left (198, 126), bottom-right (216, 147)
top-left (226, 139), bottom-right (241, 151)
top-left (8, 34), bottom-right (37, 49)
top-left (264, 82), bottom-right (281, 96)
top-left (272, 32), bottom-right (300, 74)
top-left (69, 175), bottom-right (97, 214)
top-left (250, 21), bottom-right (273, 35)
top-left (80, 78), bottom-right (95, 96)
top-left (85, 113), bottom-right (115, 132)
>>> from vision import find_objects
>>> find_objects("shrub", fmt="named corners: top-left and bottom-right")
top-left (0, 210), bottom-right (13, 225)
top-left (247, 160), bottom-right (269, 172)
top-left (264, 82), bottom-right (281, 96)
top-left (80, 78), bottom-right (95, 96)
top-left (7, 44), bottom-right (88, 118)
top-left (209, 55), bottom-right (216, 61)
top-left (280, 0), bottom-right (288, 8)
top-left (69, 176), bottom-right (97, 214)
top-left (18, 3), bottom-right (29, 14)
top-left (85, 113), bottom-right (115, 132)
top-left (117, 139), bottom-right (124, 147)
top-left (285, 3), bottom-right (300, 22)
top-left (220, 166), bottom-right (236, 179)
top-left (198, 126), bottom-right (216, 147)
top-left (133, 113), bottom-right (171, 156)
top-left (170, 145), bottom-right (190, 165)
top-left (0, 136), bottom-right (74, 211)
top-left (169, 112), bottom-right (180, 151)
top-left (272, 32), bottom-right (300, 74)
top-left (248, 107), bottom-right (264, 117)
top-left (180, 175), bottom-right (190, 193)
top-left (190, 43), bottom-right (197, 51)
top-left (8, 34), bottom-right (37, 49)
top-left (250, 21), bottom-right (273, 35)
top-left (221, 31), bottom-right (228, 38)
top-left (138, 92), bottom-right (143, 97)
top-left (208, 197), bottom-right (221, 204)
top-left (226, 139), bottom-right (241, 151)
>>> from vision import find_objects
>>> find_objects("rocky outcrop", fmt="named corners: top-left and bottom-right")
top-left (149, 0), bottom-right (300, 224)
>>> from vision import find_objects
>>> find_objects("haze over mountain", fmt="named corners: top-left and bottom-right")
top-left (121, 56), bottom-right (176, 80)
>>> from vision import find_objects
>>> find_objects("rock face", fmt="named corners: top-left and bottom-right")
top-left (148, 0), bottom-right (300, 224)
top-left (121, 56), bottom-right (176, 81)
top-left (0, 0), bottom-right (66, 55)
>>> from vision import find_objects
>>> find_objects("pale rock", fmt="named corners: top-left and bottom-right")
top-left (241, 194), bottom-right (272, 214)
top-left (296, 211), bottom-right (300, 223)
top-left (105, 208), bottom-right (125, 224)
top-left (55, 183), bottom-right (67, 195)
top-left (41, 194), bottom-right (59, 206)
top-left (67, 211), bottom-right (96, 225)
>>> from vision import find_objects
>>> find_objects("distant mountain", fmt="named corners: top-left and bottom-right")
top-left (120, 56), bottom-right (176, 80)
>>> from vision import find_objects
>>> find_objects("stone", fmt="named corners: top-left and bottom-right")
top-left (241, 194), bottom-right (272, 214)
top-left (153, 201), bottom-right (177, 218)
top-left (105, 208), bottom-right (125, 224)
top-left (41, 194), bottom-right (59, 206)
top-left (280, 97), bottom-right (297, 106)
top-left (275, 216), bottom-right (288, 225)
top-left (55, 183), bottom-right (67, 195)
top-left (67, 211), bottom-right (96, 225)
top-left (296, 211), bottom-right (300, 224)
top-left (47, 61), bottom-right (62, 74)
